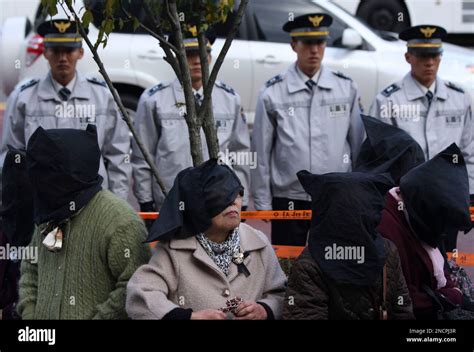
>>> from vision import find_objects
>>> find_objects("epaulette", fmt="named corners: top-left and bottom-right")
top-left (87, 77), bottom-right (107, 87)
top-left (148, 83), bottom-right (168, 96)
top-left (332, 71), bottom-right (352, 80)
top-left (381, 83), bottom-right (400, 97)
top-left (265, 74), bottom-right (283, 88)
top-left (445, 81), bottom-right (464, 94)
top-left (19, 79), bottom-right (39, 92)
top-left (216, 81), bottom-right (235, 95)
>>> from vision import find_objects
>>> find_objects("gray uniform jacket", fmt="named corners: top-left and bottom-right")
top-left (251, 63), bottom-right (365, 210)
top-left (369, 73), bottom-right (474, 192)
top-left (0, 72), bottom-right (131, 199)
top-left (131, 79), bottom-right (250, 208)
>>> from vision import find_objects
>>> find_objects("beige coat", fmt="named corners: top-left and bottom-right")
top-left (126, 223), bottom-right (287, 319)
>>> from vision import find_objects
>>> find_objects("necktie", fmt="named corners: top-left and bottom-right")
top-left (305, 79), bottom-right (316, 91)
top-left (194, 92), bottom-right (203, 106)
top-left (58, 87), bottom-right (71, 101)
top-left (426, 90), bottom-right (433, 107)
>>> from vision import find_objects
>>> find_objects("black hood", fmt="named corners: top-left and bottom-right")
top-left (0, 146), bottom-right (34, 246)
top-left (26, 125), bottom-right (103, 224)
top-left (298, 170), bottom-right (394, 286)
top-left (146, 159), bottom-right (244, 242)
top-left (400, 143), bottom-right (472, 248)
top-left (355, 115), bottom-right (425, 184)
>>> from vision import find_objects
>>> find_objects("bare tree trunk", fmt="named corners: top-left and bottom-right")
top-left (167, 0), bottom-right (203, 166)
top-left (199, 0), bottom-right (249, 159)
top-left (197, 25), bottom-right (219, 159)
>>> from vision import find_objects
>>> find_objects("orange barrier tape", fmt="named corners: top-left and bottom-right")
top-left (140, 210), bottom-right (313, 220)
top-left (447, 252), bottom-right (474, 267)
top-left (141, 210), bottom-right (474, 264)
top-left (273, 245), bottom-right (304, 259)
top-left (143, 208), bottom-right (474, 221)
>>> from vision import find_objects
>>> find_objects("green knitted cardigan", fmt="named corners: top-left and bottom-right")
top-left (18, 190), bottom-right (150, 319)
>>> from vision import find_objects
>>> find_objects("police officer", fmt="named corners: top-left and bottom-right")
top-left (251, 13), bottom-right (365, 246)
top-left (369, 24), bottom-right (474, 250)
top-left (131, 27), bottom-right (250, 213)
top-left (0, 19), bottom-right (131, 200)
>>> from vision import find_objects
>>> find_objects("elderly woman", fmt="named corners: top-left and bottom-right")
top-left (283, 171), bottom-right (414, 320)
top-left (126, 159), bottom-right (286, 320)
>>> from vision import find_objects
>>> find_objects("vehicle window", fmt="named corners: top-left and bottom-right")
top-left (250, 0), bottom-right (349, 48)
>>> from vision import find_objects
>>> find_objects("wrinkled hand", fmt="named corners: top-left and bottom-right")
top-left (233, 301), bottom-right (267, 320)
top-left (191, 309), bottom-right (227, 320)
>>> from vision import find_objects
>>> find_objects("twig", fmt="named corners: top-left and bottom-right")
top-left (64, 2), bottom-right (168, 196)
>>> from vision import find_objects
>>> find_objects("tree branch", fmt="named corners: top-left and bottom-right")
top-left (201, 0), bottom-right (249, 111)
top-left (64, 2), bottom-right (168, 196)
top-left (168, 0), bottom-right (203, 165)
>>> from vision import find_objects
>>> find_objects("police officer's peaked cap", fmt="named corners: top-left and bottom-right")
top-left (283, 13), bottom-right (333, 41)
top-left (399, 25), bottom-right (447, 54)
top-left (37, 19), bottom-right (88, 48)
top-left (169, 25), bottom-right (216, 53)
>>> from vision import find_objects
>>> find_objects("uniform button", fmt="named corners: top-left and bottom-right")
top-left (368, 308), bottom-right (374, 314)
top-left (58, 266), bottom-right (61, 270)
top-left (55, 293), bottom-right (59, 297)
top-left (222, 289), bottom-right (230, 297)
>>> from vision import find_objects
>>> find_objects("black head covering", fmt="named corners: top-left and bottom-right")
top-left (355, 115), bottom-right (425, 184)
top-left (0, 146), bottom-right (34, 247)
top-left (146, 159), bottom-right (244, 242)
top-left (26, 125), bottom-right (103, 224)
top-left (400, 143), bottom-right (472, 248)
top-left (297, 170), bottom-right (394, 286)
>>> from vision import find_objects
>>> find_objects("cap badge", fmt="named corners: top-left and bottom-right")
top-left (187, 25), bottom-right (198, 37)
top-left (54, 21), bottom-right (71, 33)
top-left (420, 27), bottom-right (436, 38)
top-left (308, 15), bottom-right (324, 27)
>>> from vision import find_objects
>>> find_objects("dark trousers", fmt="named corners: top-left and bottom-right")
top-left (271, 197), bottom-right (311, 246)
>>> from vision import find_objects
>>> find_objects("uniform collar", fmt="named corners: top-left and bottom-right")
top-left (51, 74), bottom-right (76, 93)
top-left (287, 63), bottom-right (333, 94)
top-left (403, 73), bottom-right (447, 101)
top-left (413, 78), bottom-right (436, 96)
top-left (295, 64), bottom-right (321, 84)
top-left (38, 71), bottom-right (90, 101)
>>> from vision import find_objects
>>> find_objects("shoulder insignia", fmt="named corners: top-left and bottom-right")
top-left (332, 71), bottom-right (352, 81)
top-left (87, 77), bottom-right (107, 87)
top-left (19, 79), bottom-right (39, 92)
top-left (216, 81), bottom-right (235, 95)
top-left (148, 83), bottom-right (168, 96)
top-left (381, 83), bottom-right (400, 97)
top-left (265, 74), bottom-right (283, 88)
top-left (445, 81), bottom-right (464, 94)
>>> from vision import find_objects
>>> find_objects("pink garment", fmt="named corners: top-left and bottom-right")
top-left (420, 242), bottom-right (447, 289)
top-left (389, 187), bottom-right (447, 290)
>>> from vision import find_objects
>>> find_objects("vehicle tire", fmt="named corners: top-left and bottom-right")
top-left (357, 0), bottom-right (410, 33)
